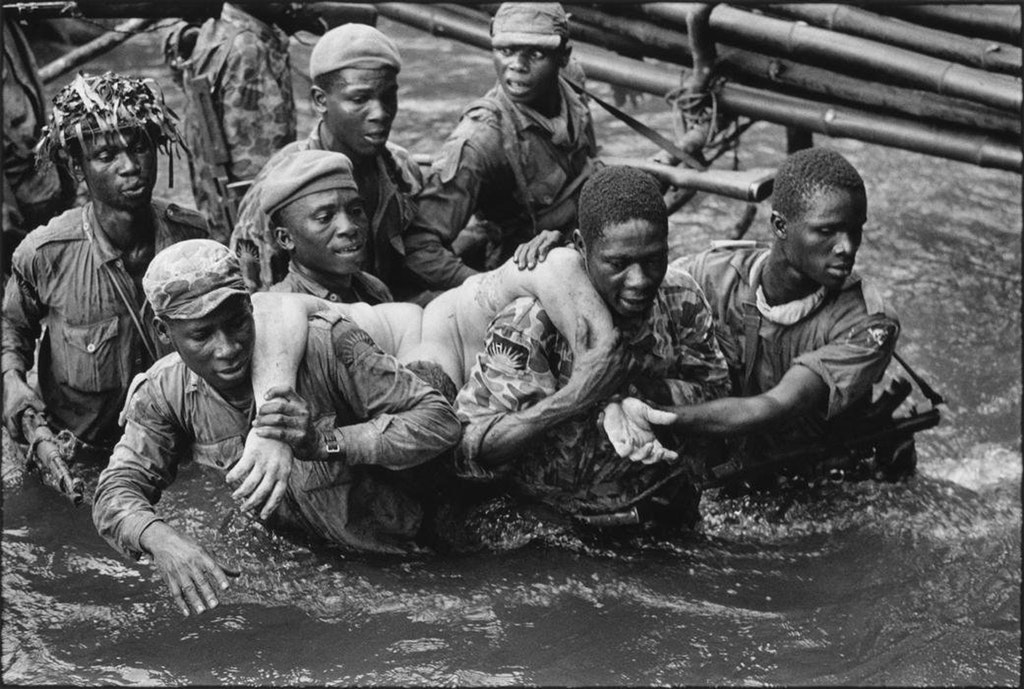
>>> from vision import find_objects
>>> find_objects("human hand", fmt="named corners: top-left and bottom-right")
top-left (602, 397), bottom-right (679, 464)
top-left (565, 316), bottom-right (633, 407)
top-left (226, 428), bottom-right (293, 521)
top-left (140, 521), bottom-right (240, 617)
top-left (513, 230), bottom-right (564, 271)
top-left (251, 385), bottom-right (319, 459)
top-left (2, 371), bottom-right (46, 442)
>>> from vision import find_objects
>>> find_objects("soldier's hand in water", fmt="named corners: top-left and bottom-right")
top-left (140, 521), bottom-right (240, 617)
top-left (565, 316), bottom-right (633, 407)
top-left (513, 230), bottom-right (564, 271)
top-left (227, 430), bottom-right (292, 520)
top-left (2, 371), bottom-right (46, 442)
top-left (251, 385), bottom-right (319, 459)
top-left (602, 397), bottom-right (679, 464)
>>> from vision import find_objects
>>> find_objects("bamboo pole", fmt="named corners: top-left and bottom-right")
top-left (378, 3), bottom-right (1021, 172)
top-left (641, 3), bottom-right (1022, 114)
top-left (39, 17), bottom-right (155, 84)
top-left (878, 4), bottom-right (1021, 45)
top-left (768, 4), bottom-right (1021, 76)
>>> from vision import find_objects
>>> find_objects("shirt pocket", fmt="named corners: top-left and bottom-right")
top-left (53, 315), bottom-right (122, 392)
top-left (193, 436), bottom-right (244, 471)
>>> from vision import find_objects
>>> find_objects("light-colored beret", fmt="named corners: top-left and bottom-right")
top-left (491, 3), bottom-right (569, 50)
top-left (260, 149), bottom-right (358, 218)
top-left (309, 23), bottom-right (401, 80)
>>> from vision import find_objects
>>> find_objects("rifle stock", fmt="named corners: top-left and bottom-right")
top-left (21, 409), bottom-right (84, 505)
top-left (189, 74), bottom-right (239, 231)
top-left (600, 157), bottom-right (775, 202)
top-left (705, 408), bottom-right (941, 489)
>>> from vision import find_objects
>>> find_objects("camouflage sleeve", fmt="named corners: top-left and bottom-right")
top-left (1, 239), bottom-right (46, 374)
top-left (92, 375), bottom-right (186, 560)
top-left (660, 265), bottom-right (732, 405)
top-left (219, 31), bottom-right (295, 181)
top-left (402, 114), bottom-right (503, 289)
top-left (794, 305), bottom-right (900, 420)
top-left (454, 298), bottom-right (559, 478)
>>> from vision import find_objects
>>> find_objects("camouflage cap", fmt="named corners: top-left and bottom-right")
top-left (261, 149), bottom-right (358, 217)
top-left (143, 239), bottom-right (249, 320)
top-left (491, 3), bottom-right (569, 49)
top-left (309, 23), bottom-right (401, 80)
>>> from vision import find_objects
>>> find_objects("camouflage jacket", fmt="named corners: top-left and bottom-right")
top-left (2, 18), bottom-right (74, 263)
top-left (403, 76), bottom-right (598, 290)
top-left (455, 263), bottom-right (730, 514)
top-left (174, 3), bottom-right (296, 243)
top-left (1, 200), bottom-right (208, 446)
top-left (93, 312), bottom-right (460, 557)
top-left (678, 245), bottom-right (900, 444)
top-left (229, 122), bottom-right (423, 298)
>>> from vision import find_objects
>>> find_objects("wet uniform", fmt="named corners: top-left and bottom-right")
top-left (2, 18), bottom-right (75, 273)
top-left (455, 263), bottom-right (730, 522)
top-left (1, 201), bottom-right (208, 449)
top-left (403, 76), bottom-right (597, 290)
top-left (229, 124), bottom-right (422, 298)
top-left (678, 245), bottom-right (900, 456)
top-left (93, 312), bottom-right (461, 557)
top-left (171, 3), bottom-right (296, 243)
top-left (269, 261), bottom-right (393, 305)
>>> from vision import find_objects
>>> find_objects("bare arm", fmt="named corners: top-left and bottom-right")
top-left (667, 365), bottom-right (828, 435)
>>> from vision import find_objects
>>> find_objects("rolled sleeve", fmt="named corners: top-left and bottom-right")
top-left (92, 379), bottom-right (184, 560)
top-left (794, 313), bottom-right (899, 419)
top-left (331, 323), bottom-right (460, 469)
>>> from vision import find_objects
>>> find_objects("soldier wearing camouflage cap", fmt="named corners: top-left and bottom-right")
top-left (2, 72), bottom-right (207, 456)
top-left (94, 237), bottom-right (461, 617)
top-left (402, 2), bottom-right (598, 293)
top-left (230, 22), bottom-right (425, 302)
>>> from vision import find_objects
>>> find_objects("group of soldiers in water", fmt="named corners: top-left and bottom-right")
top-left (2, 3), bottom-right (909, 617)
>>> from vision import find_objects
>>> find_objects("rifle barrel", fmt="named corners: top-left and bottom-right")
top-left (39, 18), bottom-right (155, 84)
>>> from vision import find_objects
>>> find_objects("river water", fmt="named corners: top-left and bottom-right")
top-left (2, 16), bottom-right (1020, 686)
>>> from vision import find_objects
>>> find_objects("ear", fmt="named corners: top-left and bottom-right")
top-left (274, 226), bottom-right (295, 252)
top-left (153, 317), bottom-right (172, 346)
top-left (310, 84), bottom-right (327, 115)
top-left (770, 210), bottom-right (787, 240)
top-left (571, 228), bottom-right (586, 253)
top-left (559, 44), bottom-right (572, 69)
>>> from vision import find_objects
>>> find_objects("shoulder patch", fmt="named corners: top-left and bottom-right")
top-left (21, 207), bottom-right (86, 249)
top-left (486, 331), bottom-right (530, 371)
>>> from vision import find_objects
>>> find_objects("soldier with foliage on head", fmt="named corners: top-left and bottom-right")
top-left (1, 72), bottom-right (207, 460)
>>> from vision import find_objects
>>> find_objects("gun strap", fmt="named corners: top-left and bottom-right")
top-left (892, 350), bottom-right (945, 407)
top-left (563, 77), bottom-right (708, 171)
top-left (741, 301), bottom-right (761, 395)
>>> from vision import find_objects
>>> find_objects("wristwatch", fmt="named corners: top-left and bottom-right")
top-left (320, 428), bottom-right (342, 458)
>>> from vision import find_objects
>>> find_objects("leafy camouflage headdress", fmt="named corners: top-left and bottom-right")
top-left (36, 71), bottom-right (184, 183)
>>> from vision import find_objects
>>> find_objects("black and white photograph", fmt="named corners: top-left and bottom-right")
top-left (1, 1), bottom-right (1020, 685)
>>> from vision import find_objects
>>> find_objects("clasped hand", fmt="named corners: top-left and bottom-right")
top-left (602, 397), bottom-right (679, 464)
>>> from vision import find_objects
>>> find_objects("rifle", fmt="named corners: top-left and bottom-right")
top-left (188, 74), bottom-right (239, 233)
top-left (21, 408), bottom-right (85, 505)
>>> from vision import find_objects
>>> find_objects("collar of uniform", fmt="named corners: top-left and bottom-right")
top-left (82, 203), bottom-right (126, 265)
top-left (221, 2), bottom-right (288, 47)
top-left (621, 290), bottom-right (672, 358)
top-left (286, 261), bottom-right (348, 302)
top-left (495, 76), bottom-right (585, 139)
top-left (747, 249), bottom-right (864, 318)
top-left (184, 364), bottom-right (255, 415)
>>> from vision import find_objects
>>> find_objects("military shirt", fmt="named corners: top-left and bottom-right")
top-left (269, 260), bottom-right (393, 305)
top-left (229, 122), bottom-right (423, 298)
top-left (678, 245), bottom-right (900, 437)
top-left (1, 200), bottom-right (208, 446)
top-left (404, 76), bottom-right (597, 290)
top-left (92, 313), bottom-right (461, 557)
top-left (455, 263), bottom-right (730, 514)
top-left (177, 3), bottom-right (296, 243)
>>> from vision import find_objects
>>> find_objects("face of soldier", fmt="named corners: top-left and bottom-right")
top-left (276, 188), bottom-right (369, 279)
top-left (313, 67), bottom-right (398, 159)
top-left (77, 127), bottom-right (157, 211)
top-left (775, 186), bottom-right (866, 291)
top-left (579, 218), bottom-right (669, 324)
top-left (492, 45), bottom-right (568, 110)
top-left (158, 296), bottom-right (255, 395)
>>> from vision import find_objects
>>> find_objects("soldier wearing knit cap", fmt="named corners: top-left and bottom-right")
top-left (261, 150), bottom-right (392, 304)
top-left (229, 23), bottom-right (424, 301)
top-left (94, 238), bottom-right (461, 617)
top-left (402, 2), bottom-right (598, 293)
top-left (2, 72), bottom-right (207, 455)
